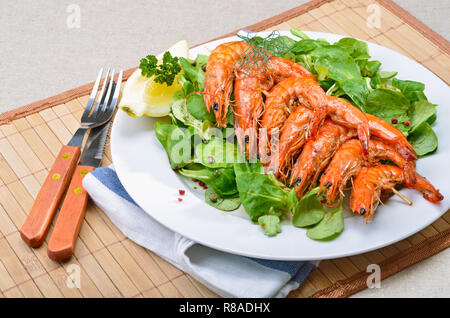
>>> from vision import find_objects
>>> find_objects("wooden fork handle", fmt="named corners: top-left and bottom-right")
top-left (47, 165), bottom-right (95, 261)
top-left (20, 145), bottom-right (81, 248)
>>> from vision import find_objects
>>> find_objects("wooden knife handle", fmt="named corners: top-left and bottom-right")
top-left (47, 165), bottom-right (95, 261)
top-left (20, 145), bottom-right (81, 247)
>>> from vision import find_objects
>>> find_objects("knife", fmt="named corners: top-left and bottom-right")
top-left (47, 86), bottom-right (116, 262)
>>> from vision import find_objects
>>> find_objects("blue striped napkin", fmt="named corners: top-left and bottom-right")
top-left (82, 166), bottom-right (318, 298)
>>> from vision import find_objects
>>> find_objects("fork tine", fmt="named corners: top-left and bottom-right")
top-left (82, 68), bottom-right (104, 119)
top-left (104, 70), bottom-right (123, 117)
top-left (90, 68), bottom-right (111, 117)
top-left (99, 69), bottom-right (116, 115)
top-left (89, 68), bottom-right (104, 100)
top-left (112, 70), bottom-right (123, 101)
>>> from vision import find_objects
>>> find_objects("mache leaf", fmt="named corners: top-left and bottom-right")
top-left (179, 165), bottom-right (238, 197)
top-left (194, 137), bottom-right (237, 168)
top-left (335, 38), bottom-right (370, 61)
top-left (154, 124), bottom-right (195, 169)
top-left (292, 188), bottom-right (325, 228)
top-left (205, 188), bottom-right (241, 211)
top-left (258, 215), bottom-right (282, 237)
top-left (392, 78), bottom-right (427, 103)
top-left (306, 201), bottom-right (344, 241)
top-left (409, 100), bottom-right (437, 132)
top-left (408, 122), bottom-right (438, 156)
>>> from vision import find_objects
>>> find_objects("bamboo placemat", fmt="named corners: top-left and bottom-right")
top-left (0, 0), bottom-right (449, 298)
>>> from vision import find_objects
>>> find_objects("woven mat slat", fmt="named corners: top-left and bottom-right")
top-left (0, 0), bottom-right (449, 298)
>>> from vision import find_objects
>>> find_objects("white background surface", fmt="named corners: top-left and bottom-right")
top-left (1, 0), bottom-right (449, 297)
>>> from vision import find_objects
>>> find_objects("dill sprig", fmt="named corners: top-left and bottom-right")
top-left (235, 31), bottom-right (283, 76)
top-left (235, 31), bottom-right (298, 77)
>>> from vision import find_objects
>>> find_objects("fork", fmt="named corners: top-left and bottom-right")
top-left (20, 68), bottom-right (120, 248)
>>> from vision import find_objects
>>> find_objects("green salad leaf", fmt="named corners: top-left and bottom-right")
top-left (165, 126), bottom-right (194, 169)
top-left (179, 164), bottom-right (238, 197)
top-left (361, 60), bottom-right (381, 77)
top-left (335, 38), bottom-right (370, 62)
top-left (291, 39), bottom-right (330, 57)
top-left (194, 137), bottom-right (237, 168)
top-left (193, 54), bottom-right (208, 70)
top-left (258, 215), bottom-right (282, 237)
top-left (155, 123), bottom-right (193, 169)
top-left (392, 78), bottom-right (427, 103)
top-left (234, 160), bottom-right (291, 223)
top-left (292, 188), bottom-right (325, 228)
top-left (409, 100), bottom-right (437, 132)
top-left (186, 94), bottom-right (215, 122)
top-left (170, 99), bottom-right (214, 139)
top-left (205, 188), bottom-right (241, 211)
top-left (290, 28), bottom-right (309, 40)
top-left (378, 71), bottom-right (398, 81)
top-left (154, 122), bottom-right (174, 149)
top-left (306, 201), bottom-right (344, 241)
top-left (408, 122), bottom-right (438, 156)
top-left (179, 57), bottom-right (205, 90)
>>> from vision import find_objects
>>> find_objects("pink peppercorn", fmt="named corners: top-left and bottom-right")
top-left (178, 198), bottom-right (183, 202)
top-left (179, 189), bottom-right (185, 195)
top-left (404, 120), bottom-right (410, 126)
top-left (391, 117), bottom-right (398, 124)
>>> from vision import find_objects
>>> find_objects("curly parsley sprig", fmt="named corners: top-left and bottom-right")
top-left (139, 51), bottom-right (181, 86)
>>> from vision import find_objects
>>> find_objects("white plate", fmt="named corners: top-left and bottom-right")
top-left (111, 31), bottom-right (450, 260)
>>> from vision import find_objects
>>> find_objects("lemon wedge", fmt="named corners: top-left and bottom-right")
top-left (119, 40), bottom-right (189, 117)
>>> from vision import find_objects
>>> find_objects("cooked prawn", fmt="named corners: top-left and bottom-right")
top-left (234, 56), bottom-right (315, 156)
top-left (204, 41), bottom-right (251, 127)
top-left (319, 139), bottom-right (417, 205)
top-left (350, 164), bottom-right (443, 222)
top-left (289, 120), bottom-right (355, 198)
top-left (234, 76), bottom-right (262, 157)
top-left (258, 77), bottom-right (328, 159)
top-left (325, 96), bottom-right (370, 156)
top-left (259, 77), bottom-right (371, 161)
top-left (264, 105), bottom-right (312, 177)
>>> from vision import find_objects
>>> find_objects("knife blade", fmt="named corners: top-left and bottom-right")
top-left (79, 120), bottom-right (111, 168)
top-left (79, 82), bottom-right (116, 168)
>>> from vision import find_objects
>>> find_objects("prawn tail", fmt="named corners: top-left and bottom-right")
top-left (396, 140), bottom-right (418, 162)
top-left (402, 162), bottom-right (417, 186)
